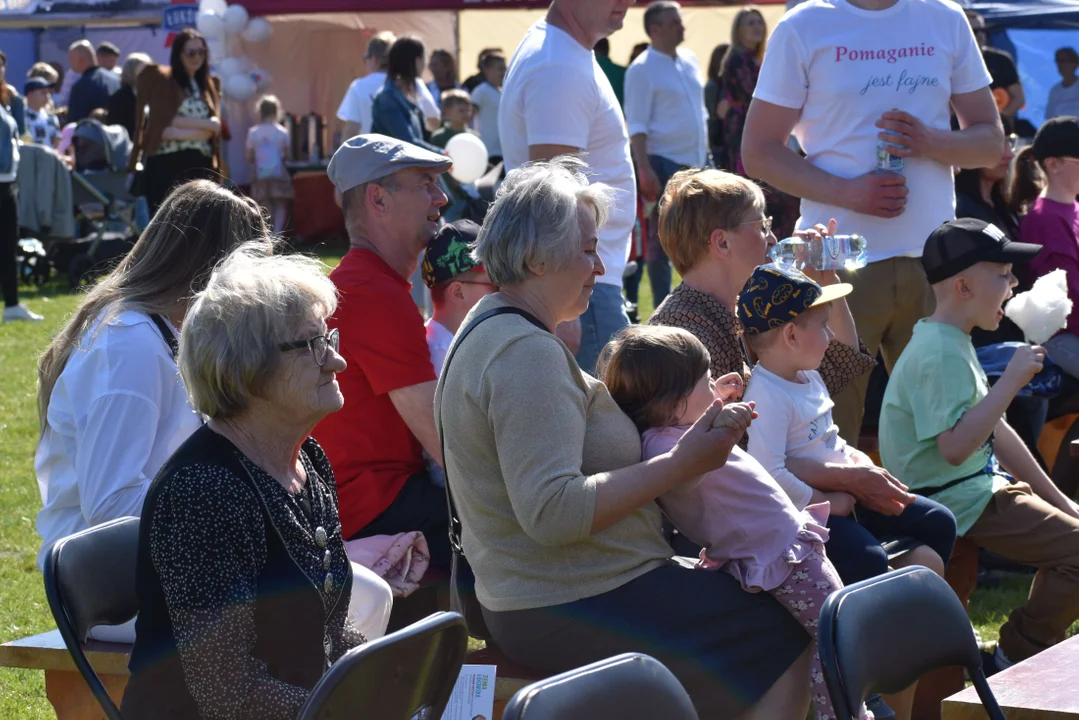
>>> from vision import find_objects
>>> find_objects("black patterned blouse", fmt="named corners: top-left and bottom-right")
top-left (123, 425), bottom-right (364, 720)
top-left (650, 282), bottom-right (877, 395)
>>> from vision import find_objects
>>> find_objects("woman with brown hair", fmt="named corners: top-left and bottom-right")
top-left (35, 181), bottom-right (268, 593)
top-left (371, 35), bottom-right (443, 154)
top-left (130, 29), bottom-right (223, 213)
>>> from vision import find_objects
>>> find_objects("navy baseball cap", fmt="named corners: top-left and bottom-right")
top-left (737, 264), bottom-right (853, 337)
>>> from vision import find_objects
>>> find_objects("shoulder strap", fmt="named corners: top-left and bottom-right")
top-left (438, 306), bottom-right (547, 555)
top-left (149, 313), bottom-right (179, 359)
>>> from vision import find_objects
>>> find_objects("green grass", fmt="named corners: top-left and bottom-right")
top-left (0, 263), bottom-right (1070, 717)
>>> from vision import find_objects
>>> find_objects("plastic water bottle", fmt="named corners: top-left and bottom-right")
top-left (769, 235), bottom-right (869, 272)
top-left (876, 139), bottom-right (904, 173)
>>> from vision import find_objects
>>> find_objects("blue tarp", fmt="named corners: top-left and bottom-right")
top-left (958, 0), bottom-right (1079, 127)
top-left (960, 0), bottom-right (1079, 30)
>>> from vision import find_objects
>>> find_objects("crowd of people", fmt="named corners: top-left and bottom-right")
top-left (6, 0), bottom-right (1079, 717)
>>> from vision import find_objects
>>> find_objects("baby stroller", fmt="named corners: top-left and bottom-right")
top-left (52, 119), bottom-right (140, 287)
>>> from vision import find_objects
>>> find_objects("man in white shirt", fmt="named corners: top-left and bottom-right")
top-left (470, 51), bottom-right (506, 164)
top-left (1047, 47), bottom-right (1079, 120)
top-left (338, 33), bottom-right (441, 140)
top-left (624, 1), bottom-right (708, 306)
top-left (499, 0), bottom-right (636, 373)
top-left (742, 0), bottom-right (1004, 444)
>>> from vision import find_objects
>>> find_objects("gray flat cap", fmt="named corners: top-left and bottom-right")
top-left (327, 134), bottom-right (451, 195)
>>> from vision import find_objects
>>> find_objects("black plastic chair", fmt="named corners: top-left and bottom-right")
top-left (43, 516), bottom-right (140, 720)
top-left (297, 611), bottom-right (468, 720)
top-left (502, 653), bottom-right (699, 720)
top-left (818, 566), bottom-right (1005, 720)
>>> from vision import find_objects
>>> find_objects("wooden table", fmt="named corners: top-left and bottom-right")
top-left (0, 629), bottom-right (129, 720)
top-left (942, 634), bottom-right (1079, 719)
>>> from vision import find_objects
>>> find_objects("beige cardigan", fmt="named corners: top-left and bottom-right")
top-left (434, 295), bottom-right (672, 612)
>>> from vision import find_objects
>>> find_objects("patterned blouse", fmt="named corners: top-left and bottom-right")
top-left (156, 81), bottom-right (213, 158)
top-left (649, 282), bottom-right (877, 395)
top-left (129, 430), bottom-right (364, 719)
top-left (721, 49), bottom-right (760, 176)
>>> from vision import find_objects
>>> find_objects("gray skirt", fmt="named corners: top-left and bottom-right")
top-left (482, 559), bottom-right (810, 716)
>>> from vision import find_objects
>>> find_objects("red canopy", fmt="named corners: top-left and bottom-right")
top-left (244, 0), bottom-right (781, 15)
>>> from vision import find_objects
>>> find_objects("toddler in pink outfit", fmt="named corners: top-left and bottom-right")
top-left (600, 325), bottom-right (868, 720)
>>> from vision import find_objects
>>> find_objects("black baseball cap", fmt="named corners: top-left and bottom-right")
top-left (23, 77), bottom-right (51, 95)
top-left (921, 218), bottom-right (1042, 284)
top-left (1032, 116), bottom-right (1079, 162)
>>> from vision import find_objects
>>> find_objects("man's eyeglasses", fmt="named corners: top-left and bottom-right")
top-left (183, 48), bottom-right (208, 59)
top-left (279, 328), bottom-right (340, 368)
top-left (1007, 134), bottom-right (1020, 153)
top-left (738, 215), bottom-right (774, 235)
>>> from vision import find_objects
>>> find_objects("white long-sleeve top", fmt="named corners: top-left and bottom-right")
top-left (35, 308), bottom-right (202, 570)
top-left (743, 364), bottom-right (856, 510)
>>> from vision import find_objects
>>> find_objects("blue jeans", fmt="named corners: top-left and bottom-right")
top-left (645, 154), bottom-right (687, 307)
top-left (576, 282), bottom-right (630, 375)
top-left (826, 495), bottom-right (957, 584)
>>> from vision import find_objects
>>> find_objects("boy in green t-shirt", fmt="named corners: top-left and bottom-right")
top-left (880, 217), bottom-right (1079, 672)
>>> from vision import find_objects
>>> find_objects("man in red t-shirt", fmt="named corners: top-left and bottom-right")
top-left (315, 134), bottom-right (452, 568)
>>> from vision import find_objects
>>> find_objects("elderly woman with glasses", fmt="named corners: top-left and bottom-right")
top-left (435, 156), bottom-right (818, 719)
top-left (122, 245), bottom-right (366, 720)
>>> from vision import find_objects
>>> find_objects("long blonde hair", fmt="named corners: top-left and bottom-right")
top-left (721, 6), bottom-right (768, 76)
top-left (37, 180), bottom-right (269, 434)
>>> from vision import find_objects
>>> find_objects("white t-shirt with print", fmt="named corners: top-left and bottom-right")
top-left (743, 365), bottom-right (856, 511)
top-left (753, 0), bottom-right (991, 262)
top-left (470, 81), bottom-right (503, 157)
top-left (499, 20), bottom-right (636, 288)
top-left (246, 122), bottom-right (289, 180)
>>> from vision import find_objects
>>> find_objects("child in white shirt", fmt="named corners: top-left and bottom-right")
top-left (740, 264), bottom-right (955, 586)
top-left (245, 95), bottom-right (293, 233)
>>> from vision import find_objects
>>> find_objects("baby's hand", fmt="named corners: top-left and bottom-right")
top-left (710, 401), bottom-right (757, 432)
top-left (714, 372), bottom-right (745, 404)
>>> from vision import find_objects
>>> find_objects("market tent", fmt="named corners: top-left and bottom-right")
top-left (962, 0), bottom-right (1079, 29)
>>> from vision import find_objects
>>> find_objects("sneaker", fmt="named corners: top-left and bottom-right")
top-left (982, 645), bottom-right (1014, 677)
top-left (866, 694), bottom-right (896, 720)
top-left (2, 303), bottom-right (43, 322)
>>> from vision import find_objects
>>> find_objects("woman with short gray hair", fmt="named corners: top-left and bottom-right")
top-left (123, 245), bottom-right (369, 719)
top-left (435, 156), bottom-right (813, 718)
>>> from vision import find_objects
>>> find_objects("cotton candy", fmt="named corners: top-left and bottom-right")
top-left (1005, 269), bottom-right (1073, 345)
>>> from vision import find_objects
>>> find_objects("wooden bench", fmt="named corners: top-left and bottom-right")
top-left (941, 633), bottom-right (1079, 719)
top-left (0, 628), bottom-right (537, 720)
top-left (0, 629), bottom-right (129, 720)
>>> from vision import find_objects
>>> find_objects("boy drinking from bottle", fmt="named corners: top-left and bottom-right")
top-left (741, 264), bottom-right (957, 584)
top-left (880, 218), bottom-right (1079, 673)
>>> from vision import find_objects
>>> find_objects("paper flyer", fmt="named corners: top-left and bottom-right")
top-left (440, 664), bottom-right (497, 720)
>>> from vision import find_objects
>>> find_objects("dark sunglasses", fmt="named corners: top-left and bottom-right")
top-left (183, 48), bottom-right (208, 59)
top-left (279, 328), bottom-right (340, 368)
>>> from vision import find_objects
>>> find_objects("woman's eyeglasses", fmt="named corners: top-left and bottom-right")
top-left (1007, 134), bottom-right (1020, 153)
top-left (183, 48), bottom-right (208, 59)
top-left (279, 328), bottom-right (340, 367)
top-left (738, 215), bottom-right (774, 235)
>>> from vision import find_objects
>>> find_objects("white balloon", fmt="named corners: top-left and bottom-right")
top-left (195, 10), bottom-right (225, 38)
top-left (446, 133), bottom-right (489, 184)
top-left (217, 57), bottom-right (244, 78)
top-left (222, 4), bottom-right (250, 35)
top-left (241, 17), bottom-right (273, 44)
top-left (199, 0), bottom-right (227, 14)
top-left (223, 72), bottom-right (257, 101)
top-left (250, 68), bottom-right (272, 92)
